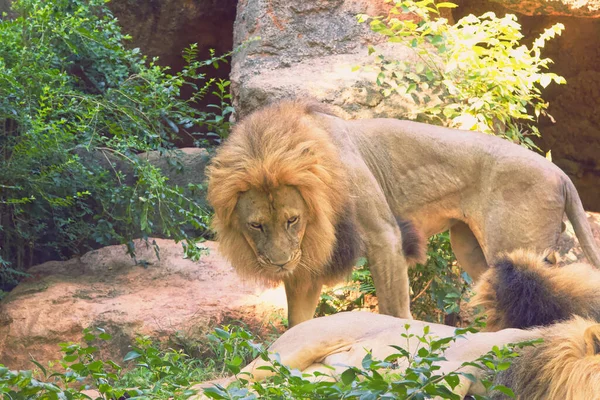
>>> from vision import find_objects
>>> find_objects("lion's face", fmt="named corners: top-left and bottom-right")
top-left (235, 185), bottom-right (308, 277)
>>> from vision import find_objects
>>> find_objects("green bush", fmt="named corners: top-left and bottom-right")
top-left (0, 327), bottom-right (218, 399)
top-left (409, 233), bottom-right (471, 323)
top-left (358, 0), bottom-right (565, 150)
top-left (0, 0), bottom-right (230, 288)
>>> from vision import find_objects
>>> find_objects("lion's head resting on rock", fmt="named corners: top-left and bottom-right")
top-left (206, 100), bottom-right (357, 285)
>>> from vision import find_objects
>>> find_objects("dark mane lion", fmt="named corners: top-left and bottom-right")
top-left (472, 249), bottom-right (600, 331)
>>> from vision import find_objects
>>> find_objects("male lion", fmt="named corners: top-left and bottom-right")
top-left (472, 249), bottom-right (600, 331)
top-left (206, 99), bottom-right (600, 327)
top-left (193, 312), bottom-right (600, 400)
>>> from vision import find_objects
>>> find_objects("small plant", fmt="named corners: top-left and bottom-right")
top-left (0, 327), bottom-right (131, 399)
top-left (119, 335), bottom-right (209, 399)
top-left (316, 257), bottom-right (377, 317)
top-left (203, 322), bottom-right (540, 399)
top-left (410, 232), bottom-right (471, 323)
top-left (205, 324), bottom-right (264, 377)
top-left (358, 0), bottom-right (566, 150)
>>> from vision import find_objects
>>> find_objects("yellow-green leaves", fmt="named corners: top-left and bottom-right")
top-left (360, 0), bottom-right (566, 151)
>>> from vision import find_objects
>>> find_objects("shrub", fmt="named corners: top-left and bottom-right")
top-left (0, 327), bottom-right (216, 399)
top-left (0, 0), bottom-right (230, 288)
top-left (409, 232), bottom-right (471, 323)
top-left (358, 0), bottom-right (566, 150)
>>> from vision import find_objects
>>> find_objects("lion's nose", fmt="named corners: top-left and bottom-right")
top-left (266, 253), bottom-right (292, 267)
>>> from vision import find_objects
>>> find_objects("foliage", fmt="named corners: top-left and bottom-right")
top-left (409, 232), bottom-right (471, 323)
top-left (0, 322), bottom-right (541, 399)
top-left (317, 233), bottom-right (469, 323)
top-left (0, 327), bottom-right (129, 399)
top-left (203, 322), bottom-right (541, 400)
top-left (204, 324), bottom-right (264, 377)
top-left (0, 0), bottom-right (231, 287)
top-left (316, 257), bottom-right (377, 317)
top-left (118, 335), bottom-right (212, 399)
top-left (0, 324), bottom-right (261, 399)
top-left (358, 0), bottom-right (566, 150)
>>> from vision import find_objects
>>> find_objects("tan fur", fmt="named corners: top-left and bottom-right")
top-left (192, 312), bottom-right (600, 400)
top-left (472, 249), bottom-right (600, 331)
top-left (502, 317), bottom-right (600, 400)
top-left (207, 98), bottom-right (600, 327)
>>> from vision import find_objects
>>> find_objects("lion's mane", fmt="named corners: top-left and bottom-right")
top-left (472, 249), bottom-right (600, 331)
top-left (206, 100), bottom-right (355, 287)
top-left (493, 316), bottom-right (600, 400)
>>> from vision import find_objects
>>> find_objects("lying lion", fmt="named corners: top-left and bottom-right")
top-left (193, 312), bottom-right (600, 399)
top-left (193, 250), bottom-right (600, 399)
top-left (207, 99), bottom-right (600, 327)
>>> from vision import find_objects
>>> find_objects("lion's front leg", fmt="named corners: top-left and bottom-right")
top-left (284, 279), bottom-right (323, 328)
top-left (363, 224), bottom-right (412, 319)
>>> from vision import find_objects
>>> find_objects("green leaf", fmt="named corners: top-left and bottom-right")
top-left (492, 385), bottom-right (516, 398)
top-left (444, 373), bottom-right (460, 388)
top-left (436, 2), bottom-right (459, 8)
top-left (123, 351), bottom-right (142, 362)
top-left (539, 74), bottom-right (552, 88)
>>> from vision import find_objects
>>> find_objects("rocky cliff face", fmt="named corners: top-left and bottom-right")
top-left (108, 0), bottom-right (238, 146)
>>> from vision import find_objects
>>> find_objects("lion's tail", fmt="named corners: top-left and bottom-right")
top-left (564, 177), bottom-right (600, 268)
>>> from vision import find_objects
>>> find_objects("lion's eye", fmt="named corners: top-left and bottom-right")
top-left (249, 222), bottom-right (263, 231)
top-left (287, 216), bottom-right (298, 226)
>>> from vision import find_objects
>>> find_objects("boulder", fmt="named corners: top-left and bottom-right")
top-left (0, 240), bottom-right (286, 370)
top-left (230, 0), bottom-right (426, 119)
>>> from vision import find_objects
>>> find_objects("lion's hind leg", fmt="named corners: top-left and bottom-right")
top-left (449, 221), bottom-right (489, 282)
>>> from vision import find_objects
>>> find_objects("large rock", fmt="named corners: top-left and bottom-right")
top-left (234, 43), bottom-right (425, 121)
top-left (0, 240), bottom-right (286, 370)
top-left (230, 0), bottom-right (425, 119)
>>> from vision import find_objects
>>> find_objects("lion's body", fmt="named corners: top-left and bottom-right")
top-left (194, 312), bottom-right (600, 400)
top-left (207, 99), bottom-right (600, 327)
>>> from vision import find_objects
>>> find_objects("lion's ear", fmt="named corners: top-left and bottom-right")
top-left (583, 325), bottom-right (600, 356)
top-left (543, 249), bottom-right (558, 265)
